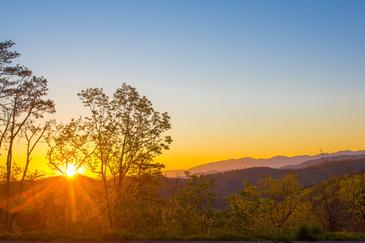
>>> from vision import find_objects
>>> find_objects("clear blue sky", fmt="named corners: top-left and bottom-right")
top-left (2, 0), bottom-right (365, 169)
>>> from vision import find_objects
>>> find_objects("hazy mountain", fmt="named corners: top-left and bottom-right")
top-left (164, 150), bottom-right (365, 177)
top-left (281, 153), bottom-right (365, 169)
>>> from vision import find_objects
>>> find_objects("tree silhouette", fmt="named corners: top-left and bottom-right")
top-left (78, 83), bottom-right (172, 227)
top-left (0, 40), bottom-right (55, 231)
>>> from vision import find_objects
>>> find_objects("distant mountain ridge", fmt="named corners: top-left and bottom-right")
top-left (164, 150), bottom-right (365, 177)
top-left (282, 153), bottom-right (365, 169)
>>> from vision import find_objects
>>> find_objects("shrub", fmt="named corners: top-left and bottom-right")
top-left (295, 224), bottom-right (322, 241)
top-left (322, 232), bottom-right (365, 240)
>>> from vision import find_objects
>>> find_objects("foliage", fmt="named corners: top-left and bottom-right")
top-left (160, 173), bottom-right (216, 236)
top-left (226, 173), bottom-right (304, 237)
top-left (1, 169), bottom-right (365, 239)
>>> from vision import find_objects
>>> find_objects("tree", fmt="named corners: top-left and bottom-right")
top-left (160, 173), bottom-right (216, 236)
top-left (78, 83), bottom-right (172, 227)
top-left (257, 173), bottom-right (302, 230)
top-left (338, 174), bottom-right (365, 231)
top-left (0, 40), bottom-right (55, 231)
top-left (227, 174), bottom-right (302, 237)
top-left (308, 177), bottom-right (345, 231)
top-left (226, 181), bottom-right (260, 235)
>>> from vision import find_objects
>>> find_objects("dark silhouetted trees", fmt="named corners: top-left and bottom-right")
top-left (78, 84), bottom-right (172, 227)
top-left (0, 40), bottom-right (55, 231)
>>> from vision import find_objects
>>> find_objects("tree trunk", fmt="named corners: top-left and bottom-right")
top-left (5, 136), bottom-right (14, 231)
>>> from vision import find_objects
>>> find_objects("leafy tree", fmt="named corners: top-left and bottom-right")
top-left (257, 173), bottom-right (302, 230)
top-left (227, 174), bottom-right (302, 237)
top-left (160, 173), bottom-right (216, 236)
top-left (338, 174), bottom-right (365, 231)
top-left (114, 174), bottom-right (165, 236)
top-left (78, 83), bottom-right (172, 227)
top-left (226, 181), bottom-right (260, 235)
top-left (308, 176), bottom-right (344, 231)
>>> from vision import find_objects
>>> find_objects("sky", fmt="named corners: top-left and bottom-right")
top-left (1, 0), bottom-right (365, 171)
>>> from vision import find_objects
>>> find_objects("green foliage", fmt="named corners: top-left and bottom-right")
top-left (160, 173), bottom-right (216, 236)
top-left (226, 173), bottom-right (304, 238)
top-left (321, 232), bottom-right (365, 240)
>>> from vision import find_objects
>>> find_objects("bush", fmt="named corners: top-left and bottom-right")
top-left (295, 224), bottom-right (322, 241)
top-left (322, 232), bottom-right (365, 240)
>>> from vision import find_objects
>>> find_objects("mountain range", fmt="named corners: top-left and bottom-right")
top-left (168, 155), bottom-right (365, 208)
top-left (164, 150), bottom-right (365, 177)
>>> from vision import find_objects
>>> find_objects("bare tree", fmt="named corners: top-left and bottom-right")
top-left (20, 120), bottom-right (50, 187)
top-left (0, 40), bottom-right (55, 231)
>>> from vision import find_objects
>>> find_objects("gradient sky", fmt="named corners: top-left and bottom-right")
top-left (2, 0), bottom-right (365, 170)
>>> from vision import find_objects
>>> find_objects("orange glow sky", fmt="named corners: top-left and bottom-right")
top-left (2, 1), bottom-right (365, 172)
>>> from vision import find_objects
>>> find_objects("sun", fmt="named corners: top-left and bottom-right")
top-left (65, 164), bottom-right (77, 177)
top-left (64, 163), bottom-right (84, 177)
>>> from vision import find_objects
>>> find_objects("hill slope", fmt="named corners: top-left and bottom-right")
top-left (202, 157), bottom-right (365, 207)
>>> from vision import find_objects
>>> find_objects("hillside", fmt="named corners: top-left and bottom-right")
top-left (203, 157), bottom-right (365, 207)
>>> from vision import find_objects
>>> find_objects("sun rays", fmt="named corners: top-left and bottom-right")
top-left (0, 176), bottom-right (102, 227)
